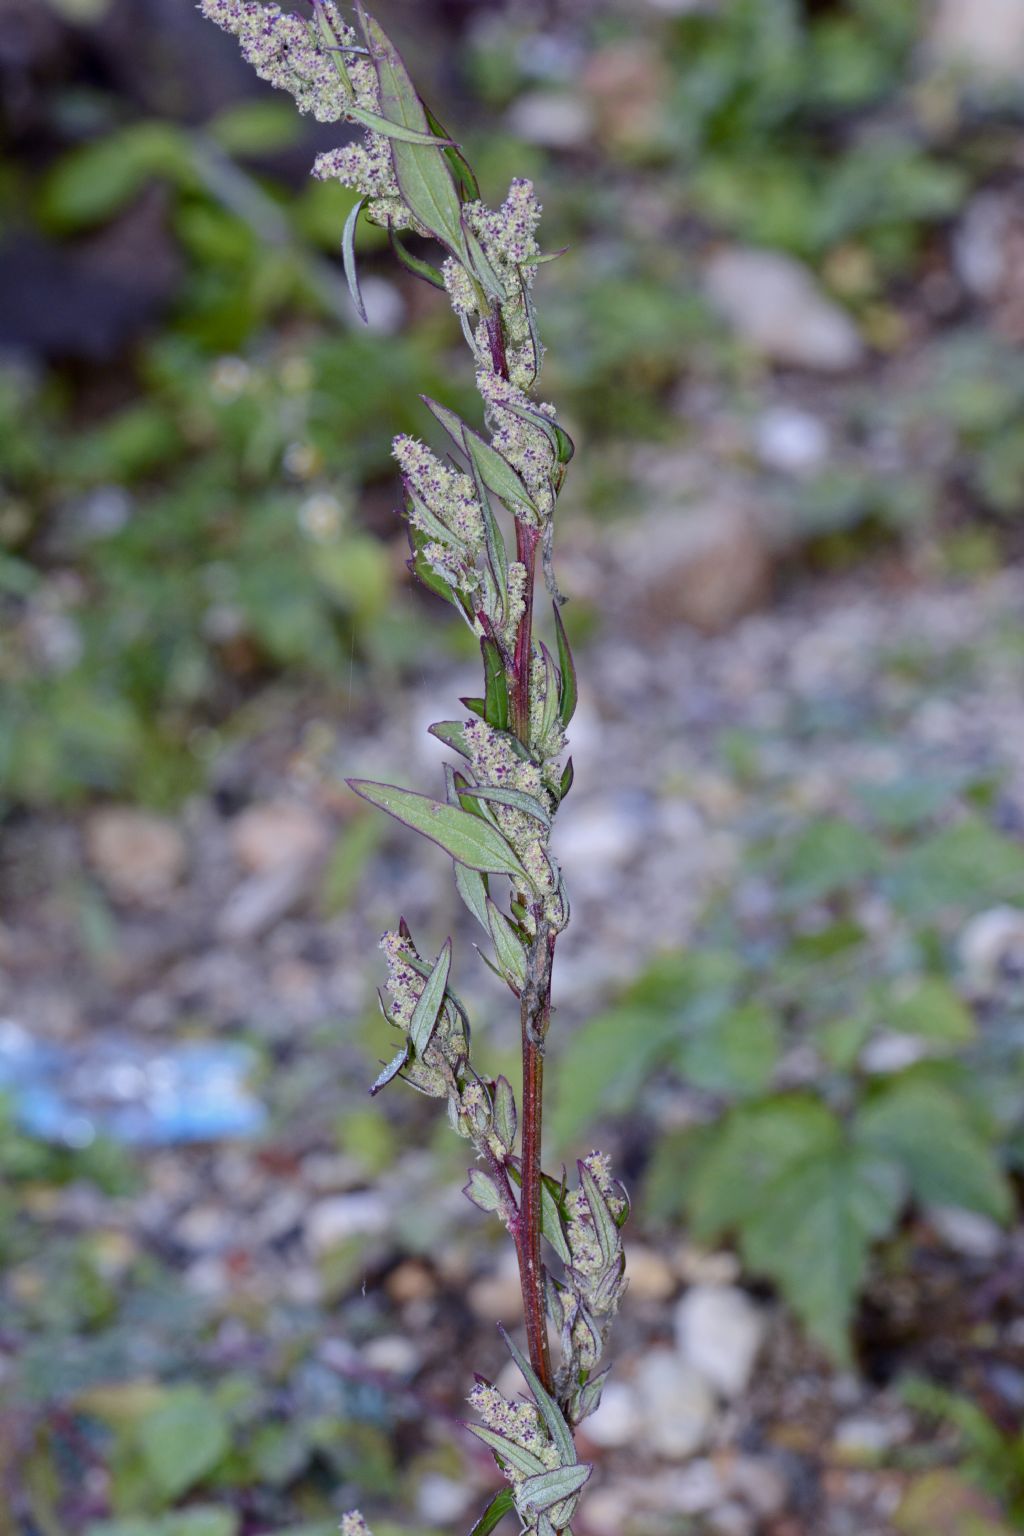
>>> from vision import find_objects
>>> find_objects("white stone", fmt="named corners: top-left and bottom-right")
top-left (704, 248), bottom-right (864, 372)
top-left (304, 1192), bottom-right (390, 1255)
top-left (416, 1474), bottom-right (474, 1524)
top-left (362, 1334), bottom-right (422, 1376)
top-left (85, 808), bottom-right (187, 903)
top-left (834, 1412), bottom-right (910, 1458)
top-left (675, 1284), bottom-right (766, 1400)
top-left (581, 1379), bottom-right (639, 1449)
top-left (859, 1032), bottom-right (931, 1075)
top-left (929, 0), bottom-right (1024, 82)
top-left (959, 905), bottom-right (1024, 994)
top-left (930, 1205), bottom-right (1005, 1259)
top-left (634, 1348), bottom-right (716, 1460)
top-left (229, 799), bottom-right (327, 873)
top-left (506, 91), bottom-right (594, 149)
top-left (755, 406), bottom-right (830, 474)
top-left (623, 1242), bottom-right (677, 1302)
top-left (726, 1456), bottom-right (788, 1517)
top-left (954, 193), bottom-right (1011, 300)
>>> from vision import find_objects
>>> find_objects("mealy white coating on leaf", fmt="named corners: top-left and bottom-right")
top-left (468, 1383), bottom-right (560, 1485)
top-left (378, 929), bottom-right (465, 1096)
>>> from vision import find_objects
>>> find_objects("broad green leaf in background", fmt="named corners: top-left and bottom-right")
top-left (878, 977), bottom-right (975, 1045)
top-left (777, 817), bottom-right (884, 904)
top-left (680, 1000), bottom-right (781, 1096)
top-left (884, 818), bottom-right (1024, 918)
top-left (136, 1387), bottom-right (230, 1501)
top-left (856, 1078), bottom-right (1012, 1221)
top-left (740, 1142), bottom-right (905, 1362)
top-left (86, 1512), bottom-right (238, 1536)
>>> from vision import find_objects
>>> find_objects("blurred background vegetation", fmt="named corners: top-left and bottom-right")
top-left (3, 1), bottom-right (1024, 1533)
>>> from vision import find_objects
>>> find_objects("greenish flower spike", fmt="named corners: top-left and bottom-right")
top-left (197, 3), bottom-right (627, 1528)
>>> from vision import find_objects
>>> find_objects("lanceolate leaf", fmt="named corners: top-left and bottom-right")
top-left (388, 224), bottom-right (446, 290)
top-left (518, 1463), bottom-right (591, 1512)
top-left (342, 195), bottom-right (368, 323)
top-left (369, 1043), bottom-right (408, 1096)
top-left (424, 103), bottom-right (480, 202)
top-left (552, 601), bottom-right (578, 727)
top-left (482, 637), bottom-right (511, 730)
top-left (559, 756), bottom-right (575, 801)
top-left (498, 1325), bottom-right (576, 1467)
top-left (467, 1489), bottom-right (515, 1536)
top-left (429, 719), bottom-right (472, 757)
top-left (466, 1423), bottom-right (547, 1477)
top-left (461, 783), bottom-right (551, 827)
top-left (508, 1164), bottom-right (572, 1264)
top-left (422, 396), bottom-right (538, 518)
top-left (578, 1160), bottom-right (619, 1269)
top-left (346, 103), bottom-right (456, 145)
top-left (493, 1075), bottom-right (517, 1150)
top-left (455, 860), bottom-right (491, 930)
top-left (358, 8), bottom-right (467, 259)
top-left (486, 898), bottom-right (528, 988)
top-left (408, 939), bottom-right (452, 1054)
top-left (347, 779), bottom-right (527, 878)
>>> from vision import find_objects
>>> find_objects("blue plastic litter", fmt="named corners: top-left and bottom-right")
top-left (0, 1019), bottom-right (267, 1146)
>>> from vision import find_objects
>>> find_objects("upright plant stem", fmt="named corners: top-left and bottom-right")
top-left (518, 922), bottom-right (555, 1392)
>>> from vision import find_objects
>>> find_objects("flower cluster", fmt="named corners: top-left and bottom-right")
top-left (199, 0), bottom-right (351, 121)
top-left (477, 368), bottom-right (557, 523)
top-left (466, 180), bottom-right (545, 388)
top-left (468, 1380), bottom-right (560, 1479)
top-left (550, 1154), bottom-right (630, 1425)
top-left (393, 435), bottom-right (485, 594)
top-left (339, 1516), bottom-right (371, 1536)
top-left (378, 928), bottom-right (466, 1097)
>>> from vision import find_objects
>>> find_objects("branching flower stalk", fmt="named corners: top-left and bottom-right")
top-left (198, 3), bottom-right (628, 1530)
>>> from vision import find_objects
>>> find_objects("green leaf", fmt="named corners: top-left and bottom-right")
top-left (880, 977), bottom-right (975, 1045)
top-left (578, 1160), bottom-right (619, 1269)
top-left (409, 940), bottom-right (452, 1055)
top-left (741, 1142), bottom-right (904, 1362)
top-left (86, 1513), bottom-right (238, 1536)
top-left (884, 817), bottom-right (1024, 918)
top-left (347, 780), bottom-right (527, 879)
top-left (464, 1168), bottom-right (503, 1213)
top-left (424, 103), bottom-right (480, 202)
top-left (552, 602), bottom-right (578, 728)
top-left (493, 1076), bottom-right (517, 1151)
top-left (856, 1078), bottom-right (1012, 1221)
top-left (482, 637), bottom-right (511, 730)
top-left (358, 9), bottom-right (467, 258)
top-left (346, 103), bottom-right (456, 146)
top-left (455, 861), bottom-right (491, 930)
top-left (507, 1164), bottom-right (572, 1264)
top-left (498, 1325), bottom-right (576, 1468)
top-left (429, 720), bottom-right (472, 757)
top-left (518, 1463), bottom-right (591, 1513)
top-left (465, 1423), bottom-right (547, 1477)
top-left (423, 397), bottom-right (538, 518)
top-left (461, 784), bottom-right (551, 828)
top-left (208, 100), bottom-right (302, 155)
top-left (486, 899), bottom-right (528, 988)
top-left (778, 818), bottom-right (883, 904)
top-left (467, 1489), bottom-right (515, 1536)
top-left (558, 757), bottom-right (574, 801)
top-left (388, 225), bottom-right (447, 290)
top-left (342, 195), bottom-right (368, 324)
top-left (369, 1044), bottom-right (408, 1096)
top-left (680, 1001), bottom-right (780, 1097)
top-left (136, 1388), bottom-right (230, 1501)
top-left (683, 1095), bottom-right (842, 1240)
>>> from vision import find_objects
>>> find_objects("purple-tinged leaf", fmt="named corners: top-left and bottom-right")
top-left (462, 215), bottom-right (506, 303)
top-left (429, 720), bottom-right (472, 758)
top-left (463, 1168), bottom-right (504, 1214)
top-left (537, 643), bottom-right (561, 744)
top-left (347, 779), bottom-right (527, 879)
top-left (508, 1164), bottom-right (572, 1265)
top-left (369, 1043), bottom-right (408, 1096)
top-left (465, 1423), bottom-right (547, 1477)
top-left (518, 1463), bottom-right (591, 1513)
top-left (572, 1366), bottom-right (610, 1424)
top-left (558, 756), bottom-right (574, 802)
top-left (461, 695), bottom-right (486, 719)
top-left (578, 1159), bottom-right (619, 1269)
top-left (552, 602), bottom-right (578, 727)
top-left (498, 1324), bottom-right (576, 1466)
top-left (408, 939), bottom-right (451, 1055)
top-left (342, 195), bottom-right (368, 324)
top-left (493, 1075), bottom-right (517, 1151)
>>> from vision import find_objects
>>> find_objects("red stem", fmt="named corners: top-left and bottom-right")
top-left (516, 923), bottom-right (555, 1392)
